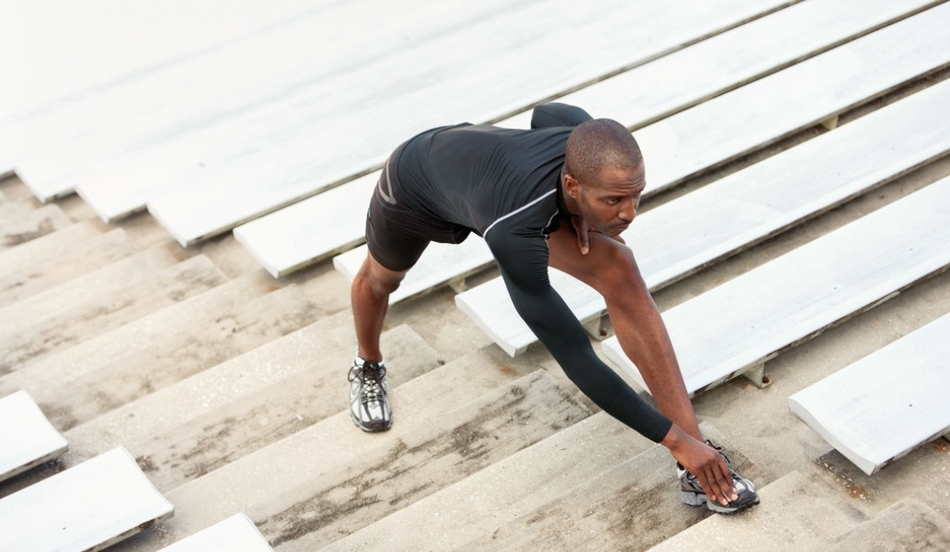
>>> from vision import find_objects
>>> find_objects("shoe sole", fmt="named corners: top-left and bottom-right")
top-left (350, 410), bottom-right (392, 433)
top-left (681, 491), bottom-right (759, 515)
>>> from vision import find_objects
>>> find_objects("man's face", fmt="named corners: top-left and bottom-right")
top-left (567, 164), bottom-right (645, 238)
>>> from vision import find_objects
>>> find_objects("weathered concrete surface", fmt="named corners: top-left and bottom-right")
top-left (827, 498), bottom-right (950, 552)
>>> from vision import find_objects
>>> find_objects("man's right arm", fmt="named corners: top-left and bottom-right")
top-left (485, 225), bottom-right (673, 443)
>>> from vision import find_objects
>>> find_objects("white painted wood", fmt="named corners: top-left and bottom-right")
top-left (233, 0), bottom-right (934, 278)
top-left (602, 175), bottom-right (950, 395)
top-left (141, 0), bottom-right (790, 246)
top-left (158, 514), bottom-right (273, 552)
top-left (233, 173), bottom-right (377, 277)
top-left (0, 447), bottom-right (174, 552)
top-left (0, 0), bottom-right (347, 186)
top-left (495, 0), bottom-right (941, 131)
top-left (0, 390), bottom-right (68, 483)
top-left (634, 3), bottom-right (950, 196)
top-left (0, 0), bottom-right (324, 124)
top-left (463, 268), bottom-right (603, 356)
top-left (333, 237), bottom-right (494, 305)
top-left (457, 77), bottom-right (950, 356)
top-left (25, 0), bottom-right (521, 204)
top-left (788, 312), bottom-right (950, 476)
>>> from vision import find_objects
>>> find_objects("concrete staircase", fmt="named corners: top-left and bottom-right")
top-left (3, 130), bottom-right (949, 550)
top-left (3, 4), bottom-right (950, 550)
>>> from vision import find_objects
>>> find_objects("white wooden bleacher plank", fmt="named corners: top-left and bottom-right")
top-left (0, 1), bottom-right (332, 190)
top-left (9, 0), bottom-right (494, 202)
top-left (456, 77), bottom-right (950, 356)
top-left (27, 0), bottom-right (536, 205)
top-left (0, 0), bottom-right (340, 182)
top-left (333, 237), bottom-right (494, 305)
top-left (635, 3), bottom-right (950, 196)
top-left (234, 0), bottom-right (939, 278)
top-left (0, 390), bottom-right (68, 483)
top-left (232, 173), bottom-right (376, 277)
top-left (143, 0), bottom-right (791, 246)
top-left (602, 175), bottom-right (950, 395)
top-left (0, 1), bottom-right (325, 123)
top-left (788, 312), bottom-right (950, 475)
top-left (0, 447), bottom-right (173, 552)
top-left (496, 0), bottom-right (941, 131)
top-left (159, 514), bottom-right (273, 552)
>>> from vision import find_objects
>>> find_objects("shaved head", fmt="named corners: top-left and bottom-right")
top-left (564, 118), bottom-right (642, 184)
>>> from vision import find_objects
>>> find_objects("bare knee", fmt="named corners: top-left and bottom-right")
top-left (354, 255), bottom-right (406, 298)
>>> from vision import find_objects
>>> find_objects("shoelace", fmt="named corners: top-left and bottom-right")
top-left (356, 364), bottom-right (387, 404)
top-left (705, 439), bottom-right (731, 465)
top-left (677, 440), bottom-right (732, 474)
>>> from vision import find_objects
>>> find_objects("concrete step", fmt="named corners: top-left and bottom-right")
top-left (453, 425), bottom-right (761, 552)
top-left (0, 242), bottom-right (189, 338)
top-left (826, 497), bottom-right (950, 552)
top-left (0, 254), bottom-right (228, 372)
top-left (102, 348), bottom-right (563, 551)
top-left (316, 411), bottom-right (661, 552)
top-left (0, 220), bottom-right (113, 305)
top-left (257, 370), bottom-right (591, 550)
top-left (66, 317), bottom-right (441, 490)
top-left (650, 441), bottom-right (950, 551)
top-left (0, 203), bottom-right (72, 251)
top-left (0, 275), bottom-right (321, 432)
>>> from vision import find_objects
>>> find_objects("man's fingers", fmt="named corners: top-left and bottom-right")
top-left (697, 471), bottom-right (719, 504)
top-left (571, 215), bottom-right (590, 255)
top-left (705, 461), bottom-right (737, 506)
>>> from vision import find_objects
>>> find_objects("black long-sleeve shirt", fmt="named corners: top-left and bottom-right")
top-left (392, 104), bottom-right (673, 442)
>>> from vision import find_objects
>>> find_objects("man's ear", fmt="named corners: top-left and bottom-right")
top-left (563, 172), bottom-right (581, 199)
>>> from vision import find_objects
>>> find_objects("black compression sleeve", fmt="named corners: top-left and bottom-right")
top-left (486, 228), bottom-right (673, 443)
top-left (530, 103), bottom-right (593, 129)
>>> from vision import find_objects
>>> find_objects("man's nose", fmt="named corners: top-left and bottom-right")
top-left (619, 199), bottom-right (636, 222)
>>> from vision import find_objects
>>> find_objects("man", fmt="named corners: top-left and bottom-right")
top-left (347, 103), bottom-right (759, 514)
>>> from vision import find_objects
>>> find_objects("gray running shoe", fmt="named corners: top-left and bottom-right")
top-left (348, 358), bottom-right (392, 432)
top-left (678, 441), bottom-right (759, 514)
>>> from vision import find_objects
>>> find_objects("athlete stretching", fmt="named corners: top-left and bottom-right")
top-left (347, 103), bottom-right (759, 513)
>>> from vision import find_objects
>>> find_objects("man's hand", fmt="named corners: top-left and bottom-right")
top-left (570, 214), bottom-right (624, 255)
top-left (662, 425), bottom-right (738, 506)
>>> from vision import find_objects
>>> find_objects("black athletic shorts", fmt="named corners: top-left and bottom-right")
top-left (365, 141), bottom-right (472, 272)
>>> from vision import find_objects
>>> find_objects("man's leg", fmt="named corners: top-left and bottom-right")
top-left (352, 253), bottom-right (409, 362)
top-left (347, 252), bottom-right (410, 433)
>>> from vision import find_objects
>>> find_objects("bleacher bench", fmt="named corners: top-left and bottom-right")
top-left (334, 237), bottom-right (493, 305)
top-left (457, 77), bottom-right (950, 356)
top-left (232, 0), bottom-right (944, 279)
top-left (0, 390), bottom-right (68, 483)
top-left (602, 174), bottom-right (950, 395)
top-left (788, 311), bottom-right (950, 475)
top-left (0, 447), bottom-right (173, 552)
top-left (159, 513), bottom-right (273, 552)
